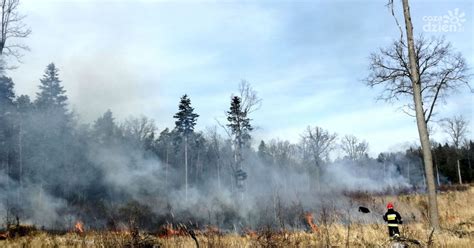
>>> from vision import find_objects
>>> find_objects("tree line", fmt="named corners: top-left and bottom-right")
top-left (0, 62), bottom-right (472, 229)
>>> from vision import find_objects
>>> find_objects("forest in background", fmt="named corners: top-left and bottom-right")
top-left (0, 63), bottom-right (472, 231)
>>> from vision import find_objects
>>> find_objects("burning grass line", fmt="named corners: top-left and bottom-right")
top-left (1, 186), bottom-right (473, 247)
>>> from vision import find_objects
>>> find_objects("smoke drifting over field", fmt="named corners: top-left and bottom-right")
top-left (0, 122), bottom-right (424, 231)
top-left (0, 64), bottom-right (429, 231)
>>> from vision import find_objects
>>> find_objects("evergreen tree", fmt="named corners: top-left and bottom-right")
top-left (29, 63), bottom-right (73, 198)
top-left (34, 63), bottom-right (71, 135)
top-left (16, 95), bottom-right (32, 113)
top-left (35, 63), bottom-right (68, 110)
top-left (257, 140), bottom-right (271, 165)
top-left (0, 76), bottom-right (15, 111)
top-left (227, 96), bottom-right (253, 149)
top-left (226, 96), bottom-right (252, 192)
top-left (174, 94), bottom-right (199, 136)
top-left (0, 76), bottom-right (16, 180)
top-left (173, 94), bottom-right (199, 201)
top-left (93, 110), bottom-right (119, 145)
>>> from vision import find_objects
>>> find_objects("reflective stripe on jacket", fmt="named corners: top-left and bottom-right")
top-left (383, 209), bottom-right (403, 226)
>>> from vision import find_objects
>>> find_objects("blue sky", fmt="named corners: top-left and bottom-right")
top-left (8, 0), bottom-right (474, 156)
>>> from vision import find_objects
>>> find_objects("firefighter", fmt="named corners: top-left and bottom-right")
top-left (383, 202), bottom-right (403, 238)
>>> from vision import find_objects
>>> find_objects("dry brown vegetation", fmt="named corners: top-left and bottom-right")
top-left (1, 186), bottom-right (473, 247)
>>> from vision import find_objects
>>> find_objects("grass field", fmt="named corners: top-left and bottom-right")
top-left (1, 186), bottom-right (473, 247)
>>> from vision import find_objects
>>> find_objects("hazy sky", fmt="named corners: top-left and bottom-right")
top-left (7, 0), bottom-right (474, 156)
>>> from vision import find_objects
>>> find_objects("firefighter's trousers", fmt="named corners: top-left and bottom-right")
top-left (388, 225), bottom-right (400, 237)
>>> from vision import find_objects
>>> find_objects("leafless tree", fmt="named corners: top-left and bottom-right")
top-left (367, 0), bottom-right (471, 229)
top-left (367, 36), bottom-right (470, 123)
top-left (340, 135), bottom-right (369, 161)
top-left (441, 115), bottom-right (470, 149)
top-left (217, 80), bottom-right (261, 135)
top-left (300, 126), bottom-right (337, 190)
top-left (205, 126), bottom-right (223, 191)
top-left (441, 115), bottom-right (470, 185)
top-left (121, 116), bottom-right (157, 147)
top-left (267, 139), bottom-right (298, 168)
top-left (217, 81), bottom-right (261, 197)
top-left (1, 0), bottom-right (31, 60)
top-left (238, 80), bottom-right (262, 115)
top-left (301, 126), bottom-right (337, 165)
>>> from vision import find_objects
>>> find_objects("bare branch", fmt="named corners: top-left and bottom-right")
top-left (339, 135), bottom-right (369, 161)
top-left (237, 80), bottom-right (262, 116)
top-left (366, 36), bottom-right (471, 122)
top-left (300, 126), bottom-right (337, 166)
top-left (440, 115), bottom-right (470, 149)
top-left (0, 0), bottom-right (30, 64)
top-left (386, 0), bottom-right (404, 42)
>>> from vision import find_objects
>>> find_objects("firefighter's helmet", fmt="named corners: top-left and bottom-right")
top-left (386, 202), bottom-right (394, 209)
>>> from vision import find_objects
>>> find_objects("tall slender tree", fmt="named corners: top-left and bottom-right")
top-left (227, 95), bottom-right (253, 192)
top-left (34, 63), bottom-right (71, 140)
top-left (441, 115), bottom-right (470, 185)
top-left (367, 0), bottom-right (471, 229)
top-left (0, 75), bottom-right (15, 221)
top-left (401, 0), bottom-right (438, 229)
top-left (173, 94), bottom-right (199, 201)
top-left (157, 128), bottom-right (173, 187)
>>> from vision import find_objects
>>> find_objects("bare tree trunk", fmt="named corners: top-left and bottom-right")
top-left (457, 159), bottom-right (462, 185)
top-left (185, 135), bottom-right (188, 202)
top-left (18, 119), bottom-right (23, 207)
top-left (434, 153), bottom-right (440, 186)
top-left (402, 0), bottom-right (440, 229)
top-left (165, 144), bottom-right (169, 187)
top-left (436, 163), bottom-right (440, 187)
top-left (217, 158), bottom-right (221, 191)
top-left (407, 162), bottom-right (411, 184)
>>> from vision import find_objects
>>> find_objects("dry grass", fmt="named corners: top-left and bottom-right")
top-left (1, 186), bottom-right (473, 247)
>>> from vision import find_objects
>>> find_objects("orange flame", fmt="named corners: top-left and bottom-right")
top-left (158, 224), bottom-right (185, 238)
top-left (244, 228), bottom-right (258, 238)
top-left (75, 221), bottom-right (84, 233)
top-left (305, 213), bottom-right (319, 233)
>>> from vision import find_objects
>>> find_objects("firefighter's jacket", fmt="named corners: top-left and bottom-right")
top-left (383, 209), bottom-right (403, 227)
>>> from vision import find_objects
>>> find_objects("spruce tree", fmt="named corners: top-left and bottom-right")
top-left (174, 94), bottom-right (199, 136)
top-left (226, 96), bottom-right (252, 192)
top-left (227, 96), bottom-right (253, 150)
top-left (93, 110), bottom-right (118, 145)
top-left (34, 63), bottom-right (71, 135)
top-left (173, 94), bottom-right (199, 201)
top-left (35, 63), bottom-right (68, 111)
top-left (0, 76), bottom-right (15, 110)
top-left (0, 76), bottom-right (15, 186)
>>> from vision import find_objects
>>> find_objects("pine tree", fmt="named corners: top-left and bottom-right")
top-left (173, 94), bottom-right (199, 201)
top-left (0, 76), bottom-right (15, 185)
top-left (35, 63), bottom-right (68, 110)
top-left (227, 96), bottom-right (253, 149)
top-left (226, 96), bottom-right (252, 193)
top-left (0, 76), bottom-right (15, 110)
top-left (93, 110), bottom-right (118, 145)
top-left (34, 63), bottom-right (71, 137)
top-left (174, 94), bottom-right (199, 136)
top-left (258, 140), bottom-right (270, 165)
